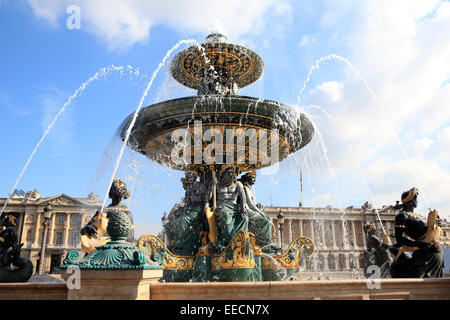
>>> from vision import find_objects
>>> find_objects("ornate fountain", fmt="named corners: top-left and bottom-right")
top-left (61, 33), bottom-right (315, 282)
top-left (124, 33), bottom-right (316, 282)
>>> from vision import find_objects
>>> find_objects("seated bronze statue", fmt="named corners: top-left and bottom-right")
top-left (165, 171), bottom-right (208, 256)
top-left (239, 171), bottom-right (279, 253)
top-left (390, 187), bottom-right (444, 278)
top-left (205, 165), bottom-right (249, 252)
top-left (363, 223), bottom-right (397, 279)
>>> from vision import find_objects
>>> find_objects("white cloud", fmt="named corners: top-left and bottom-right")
top-left (27, 0), bottom-right (67, 27)
top-left (426, 126), bottom-right (450, 164)
top-left (296, 0), bottom-right (450, 218)
top-left (27, 0), bottom-right (291, 50)
top-left (23, 0), bottom-right (450, 219)
top-left (364, 156), bottom-right (450, 219)
top-left (298, 34), bottom-right (317, 47)
top-left (312, 81), bottom-right (343, 102)
top-left (406, 137), bottom-right (434, 158)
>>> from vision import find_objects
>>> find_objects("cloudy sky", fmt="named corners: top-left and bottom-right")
top-left (1, 0), bottom-right (449, 237)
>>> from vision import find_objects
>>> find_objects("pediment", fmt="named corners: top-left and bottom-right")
top-left (39, 194), bottom-right (84, 207)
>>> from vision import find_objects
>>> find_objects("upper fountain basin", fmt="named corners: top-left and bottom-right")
top-left (170, 38), bottom-right (264, 90)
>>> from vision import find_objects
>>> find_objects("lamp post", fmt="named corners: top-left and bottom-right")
top-left (161, 212), bottom-right (169, 245)
top-left (277, 209), bottom-right (285, 249)
top-left (38, 203), bottom-right (52, 274)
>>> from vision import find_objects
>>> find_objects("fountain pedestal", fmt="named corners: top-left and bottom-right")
top-left (61, 268), bottom-right (163, 300)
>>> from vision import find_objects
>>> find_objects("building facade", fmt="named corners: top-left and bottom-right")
top-left (265, 203), bottom-right (450, 279)
top-left (0, 190), bottom-right (101, 274)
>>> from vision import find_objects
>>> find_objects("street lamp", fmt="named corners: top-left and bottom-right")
top-left (277, 209), bottom-right (285, 249)
top-left (38, 203), bottom-right (52, 274)
top-left (161, 212), bottom-right (169, 245)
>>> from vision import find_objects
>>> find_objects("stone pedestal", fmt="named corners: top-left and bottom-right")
top-left (61, 268), bottom-right (163, 300)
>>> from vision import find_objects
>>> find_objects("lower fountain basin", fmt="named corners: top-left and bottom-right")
top-left (119, 95), bottom-right (314, 171)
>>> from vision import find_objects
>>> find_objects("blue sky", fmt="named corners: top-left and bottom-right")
top-left (1, 0), bottom-right (450, 236)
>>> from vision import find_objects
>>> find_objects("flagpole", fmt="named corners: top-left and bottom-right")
top-left (300, 170), bottom-right (303, 206)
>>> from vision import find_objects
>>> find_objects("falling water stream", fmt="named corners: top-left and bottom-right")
top-left (309, 104), bottom-right (391, 235)
top-left (297, 53), bottom-right (431, 211)
top-left (0, 65), bottom-right (139, 216)
top-left (3, 38), bottom-right (432, 281)
top-left (100, 39), bottom-right (204, 212)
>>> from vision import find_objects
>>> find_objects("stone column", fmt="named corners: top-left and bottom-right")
top-left (274, 217), bottom-right (281, 248)
top-left (17, 213), bottom-right (25, 243)
top-left (310, 220), bottom-right (315, 242)
top-left (341, 220), bottom-right (347, 249)
top-left (48, 213), bottom-right (56, 246)
top-left (33, 212), bottom-right (42, 246)
top-left (64, 212), bottom-right (71, 246)
top-left (331, 220), bottom-right (336, 248)
top-left (299, 219), bottom-right (303, 237)
top-left (321, 221), bottom-right (326, 249)
top-left (323, 253), bottom-right (328, 271)
top-left (361, 222), bottom-right (367, 247)
top-left (288, 218), bottom-right (293, 244)
top-left (351, 221), bottom-right (357, 248)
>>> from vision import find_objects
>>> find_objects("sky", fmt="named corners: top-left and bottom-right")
top-left (1, 0), bottom-right (450, 238)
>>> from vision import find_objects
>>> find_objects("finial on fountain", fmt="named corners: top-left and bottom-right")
top-left (205, 32), bottom-right (228, 43)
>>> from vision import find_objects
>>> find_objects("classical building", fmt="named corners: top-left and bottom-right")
top-left (0, 190), bottom-right (101, 274)
top-left (265, 203), bottom-right (450, 279)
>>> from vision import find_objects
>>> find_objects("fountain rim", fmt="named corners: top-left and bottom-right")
top-left (119, 95), bottom-right (314, 138)
top-left (118, 95), bottom-right (315, 172)
top-left (122, 94), bottom-right (305, 114)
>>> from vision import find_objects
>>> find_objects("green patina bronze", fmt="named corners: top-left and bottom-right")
top-left (214, 201), bottom-right (249, 250)
top-left (127, 33), bottom-right (315, 282)
top-left (61, 179), bottom-right (162, 271)
top-left (63, 33), bottom-right (316, 281)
